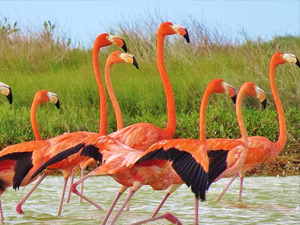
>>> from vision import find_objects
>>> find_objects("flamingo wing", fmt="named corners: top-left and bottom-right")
top-left (0, 140), bottom-right (50, 190)
top-left (30, 143), bottom-right (86, 180)
top-left (0, 152), bottom-right (33, 190)
top-left (136, 139), bottom-right (208, 200)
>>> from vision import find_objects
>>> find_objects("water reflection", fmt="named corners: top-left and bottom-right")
top-left (2, 175), bottom-right (299, 224)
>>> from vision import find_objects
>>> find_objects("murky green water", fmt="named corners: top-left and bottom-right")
top-left (2, 175), bottom-right (299, 224)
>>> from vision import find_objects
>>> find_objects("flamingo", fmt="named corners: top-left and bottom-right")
top-left (68, 22), bottom-right (189, 209)
top-left (215, 52), bottom-right (300, 201)
top-left (15, 51), bottom-right (138, 215)
top-left (68, 50), bottom-right (140, 204)
top-left (0, 89), bottom-right (59, 223)
top-left (0, 82), bottom-right (12, 104)
top-left (133, 81), bottom-right (266, 225)
top-left (107, 22), bottom-right (189, 150)
top-left (15, 33), bottom-right (127, 215)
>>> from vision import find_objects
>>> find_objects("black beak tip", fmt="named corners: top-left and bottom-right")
top-left (231, 95), bottom-right (237, 104)
top-left (262, 99), bottom-right (267, 110)
top-left (55, 100), bottom-right (60, 109)
top-left (133, 56), bottom-right (139, 69)
top-left (184, 29), bottom-right (190, 43)
top-left (122, 41), bottom-right (127, 53)
top-left (296, 57), bottom-right (300, 68)
top-left (7, 88), bottom-right (13, 104)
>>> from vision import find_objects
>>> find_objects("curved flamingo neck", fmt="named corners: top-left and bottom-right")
top-left (235, 86), bottom-right (248, 147)
top-left (105, 61), bottom-right (123, 130)
top-left (198, 85), bottom-right (213, 142)
top-left (93, 44), bottom-right (107, 135)
top-left (30, 99), bottom-right (42, 141)
top-left (157, 34), bottom-right (176, 137)
top-left (269, 61), bottom-right (287, 150)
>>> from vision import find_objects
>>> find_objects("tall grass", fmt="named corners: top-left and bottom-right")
top-left (0, 15), bottom-right (299, 156)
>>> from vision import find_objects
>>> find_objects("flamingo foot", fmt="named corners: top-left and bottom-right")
top-left (130, 212), bottom-right (182, 225)
top-left (164, 212), bottom-right (182, 224)
top-left (16, 204), bottom-right (24, 214)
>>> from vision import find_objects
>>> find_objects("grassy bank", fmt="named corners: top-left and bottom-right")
top-left (0, 17), bottom-right (299, 175)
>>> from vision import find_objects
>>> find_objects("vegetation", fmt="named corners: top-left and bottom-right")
top-left (0, 16), bottom-right (299, 175)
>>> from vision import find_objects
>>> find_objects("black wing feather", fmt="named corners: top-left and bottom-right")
top-left (80, 145), bottom-right (103, 162)
top-left (136, 148), bottom-right (208, 201)
top-left (207, 150), bottom-right (229, 189)
top-left (13, 152), bottom-right (34, 190)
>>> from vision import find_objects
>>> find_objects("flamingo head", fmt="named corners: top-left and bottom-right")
top-left (35, 90), bottom-right (60, 109)
top-left (219, 79), bottom-right (237, 104)
top-left (0, 81), bottom-right (12, 104)
top-left (47, 91), bottom-right (60, 109)
top-left (107, 51), bottom-right (139, 69)
top-left (272, 52), bottom-right (300, 68)
top-left (158, 22), bottom-right (190, 43)
top-left (94, 33), bottom-right (127, 52)
top-left (239, 82), bottom-right (267, 109)
top-left (254, 84), bottom-right (267, 109)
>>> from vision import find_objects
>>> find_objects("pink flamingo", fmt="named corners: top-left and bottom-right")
top-left (215, 52), bottom-right (300, 201)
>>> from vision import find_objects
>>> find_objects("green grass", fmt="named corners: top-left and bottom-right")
top-left (0, 16), bottom-right (299, 158)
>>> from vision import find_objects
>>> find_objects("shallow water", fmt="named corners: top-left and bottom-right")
top-left (2, 175), bottom-right (299, 224)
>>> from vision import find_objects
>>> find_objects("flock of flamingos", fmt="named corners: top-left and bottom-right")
top-left (0, 21), bottom-right (299, 225)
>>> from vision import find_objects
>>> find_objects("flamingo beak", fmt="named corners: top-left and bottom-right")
top-left (296, 57), bottom-right (300, 68)
top-left (183, 29), bottom-right (190, 43)
top-left (133, 56), bottom-right (139, 69)
top-left (231, 94), bottom-right (236, 104)
top-left (6, 87), bottom-right (13, 104)
top-left (262, 99), bottom-right (267, 110)
top-left (122, 41), bottom-right (128, 53)
top-left (55, 100), bottom-right (60, 109)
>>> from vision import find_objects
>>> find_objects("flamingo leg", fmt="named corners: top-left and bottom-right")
top-left (57, 177), bottom-right (69, 216)
top-left (101, 185), bottom-right (128, 225)
top-left (79, 167), bottom-right (85, 203)
top-left (130, 212), bottom-right (182, 225)
top-left (195, 198), bottom-right (199, 225)
top-left (66, 170), bottom-right (75, 203)
top-left (215, 173), bottom-right (239, 201)
top-left (108, 182), bottom-right (142, 225)
top-left (152, 184), bottom-right (181, 218)
top-left (238, 176), bottom-right (244, 201)
top-left (125, 188), bottom-right (131, 211)
top-left (70, 169), bottom-right (103, 210)
top-left (0, 197), bottom-right (4, 223)
top-left (16, 172), bottom-right (48, 214)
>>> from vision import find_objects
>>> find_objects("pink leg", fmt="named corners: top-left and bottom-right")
top-left (16, 172), bottom-right (48, 214)
top-left (0, 197), bottom-right (4, 223)
top-left (215, 173), bottom-right (239, 201)
top-left (195, 198), bottom-right (198, 225)
top-left (238, 176), bottom-right (244, 201)
top-left (57, 177), bottom-right (68, 216)
top-left (101, 186), bottom-right (128, 225)
top-left (130, 212), bottom-right (182, 225)
top-left (152, 193), bottom-right (170, 218)
top-left (108, 182), bottom-right (142, 225)
top-left (70, 170), bottom-right (103, 210)
top-left (151, 184), bottom-right (181, 218)
top-left (125, 188), bottom-right (131, 211)
top-left (66, 171), bottom-right (75, 203)
top-left (79, 167), bottom-right (85, 203)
